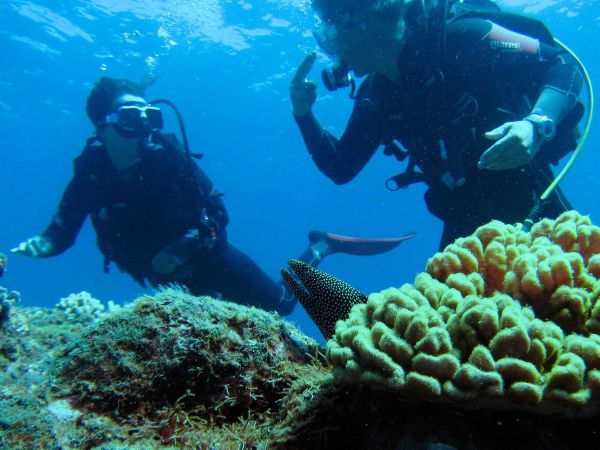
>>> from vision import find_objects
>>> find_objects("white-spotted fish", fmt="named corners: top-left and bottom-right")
top-left (281, 259), bottom-right (367, 339)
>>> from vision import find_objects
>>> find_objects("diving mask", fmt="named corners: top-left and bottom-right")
top-left (313, 12), bottom-right (364, 58)
top-left (106, 103), bottom-right (164, 139)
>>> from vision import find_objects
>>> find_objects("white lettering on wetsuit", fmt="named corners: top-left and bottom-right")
top-left (484, 22), bottom-right (540, 55)
top-left (485, 22), bottom-right (540, 55)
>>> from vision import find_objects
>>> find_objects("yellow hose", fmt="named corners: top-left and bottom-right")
top-left (540, 37), bottom-right (594, 200)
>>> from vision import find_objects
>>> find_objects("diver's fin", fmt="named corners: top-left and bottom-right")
top-left (308, 230), bottom-right (416, 256)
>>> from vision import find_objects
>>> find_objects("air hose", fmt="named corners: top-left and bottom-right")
top-left (541, 39), bottom-right (594, 201)
top-left (522, 38), bottom-right (594, 230)
top-left (149, 98), bottom-right (203, 167)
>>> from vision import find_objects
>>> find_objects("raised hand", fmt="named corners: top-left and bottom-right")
top-left (290, 52), bottom-right (318, 117)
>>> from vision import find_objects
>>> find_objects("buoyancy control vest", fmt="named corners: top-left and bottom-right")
top-left (76, 132), bottom-right (227, 284)
top-left (383, 0), bottom-right (582, 191)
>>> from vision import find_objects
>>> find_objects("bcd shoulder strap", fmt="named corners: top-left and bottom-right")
top-left (447, 0), bottom-right (555, 45)
top-left (384, 0), bottom-right (558, 192)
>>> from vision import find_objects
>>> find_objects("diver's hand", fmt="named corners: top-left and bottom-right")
top-left (290, 52), bottom-right (318, 117)
top-left (10, 235), bottom-right (54, 258)
top-left (478, 120), bottom-right (540, 171)
top-left (151, 249), bottom-right (179, 275)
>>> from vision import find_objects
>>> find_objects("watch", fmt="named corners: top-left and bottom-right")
top-left (524, 113), bottom-right (556, 142)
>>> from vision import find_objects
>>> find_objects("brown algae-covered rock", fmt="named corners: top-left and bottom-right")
top-left (50, 287), bottom-right (325, 445)
top-left (1, 285), bottom-right (328, 448)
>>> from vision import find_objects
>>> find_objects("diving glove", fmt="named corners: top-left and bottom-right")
top-left (11, 235), bottom-right (55, 258)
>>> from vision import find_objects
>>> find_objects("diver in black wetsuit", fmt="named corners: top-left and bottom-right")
top-left (12, 77), bottom-right (412, 315)
top-left (11, 77), bottom-right (298, 314)
top-left (290, 0), bottom-right (585, 249)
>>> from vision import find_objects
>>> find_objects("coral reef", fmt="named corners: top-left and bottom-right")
top-left (0, 286), bottom-right (19, 327)
top-left (327, 211), bottom-right (600, 415)
top-left (271, 377), bottom-right (600, 449)
top-left (1, 285), bottom-right (327, 449)
top-left (1, 287), bottom-right (21, 374)
top-left (0, 286), bottom-right (107, 449)
top-left (0, 252), bottom-right (6, 277)
top-left (55, 291), bottom-right (118, 322)
top-left (4, 211), bottom-right (600, 449)
top-left (51, 288), bottom-right (323, 424)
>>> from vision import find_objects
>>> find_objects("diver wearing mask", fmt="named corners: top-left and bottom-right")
top-left (290, 0), bottom-right (585, 249)
top-left (13, 76), bottom-right (410, 315)
top-left (11, 77), bottom-right (312, 314)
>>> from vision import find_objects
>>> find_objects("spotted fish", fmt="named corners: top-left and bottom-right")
top-left (281, 259), bottom-right (367, 339)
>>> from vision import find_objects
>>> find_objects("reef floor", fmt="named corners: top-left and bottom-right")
top-left (1, 285), bottom-right (599, 449)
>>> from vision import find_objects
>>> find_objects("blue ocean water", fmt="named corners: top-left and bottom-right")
top-left (0, 0), bottom-right (598, 342)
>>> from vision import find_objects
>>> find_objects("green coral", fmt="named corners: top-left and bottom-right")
top-left (327, 211), bottom-right (600, 414)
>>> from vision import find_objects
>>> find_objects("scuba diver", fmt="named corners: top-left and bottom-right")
top-left (290, 0), bottom-right (587, 249)
top-left (11, 76), bottom-right (414, 315)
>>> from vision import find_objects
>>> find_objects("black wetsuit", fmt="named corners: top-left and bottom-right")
top-left (42, 133), bottom-right (290, 314)
top-left (296, 16), bottom-right (583, 248)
